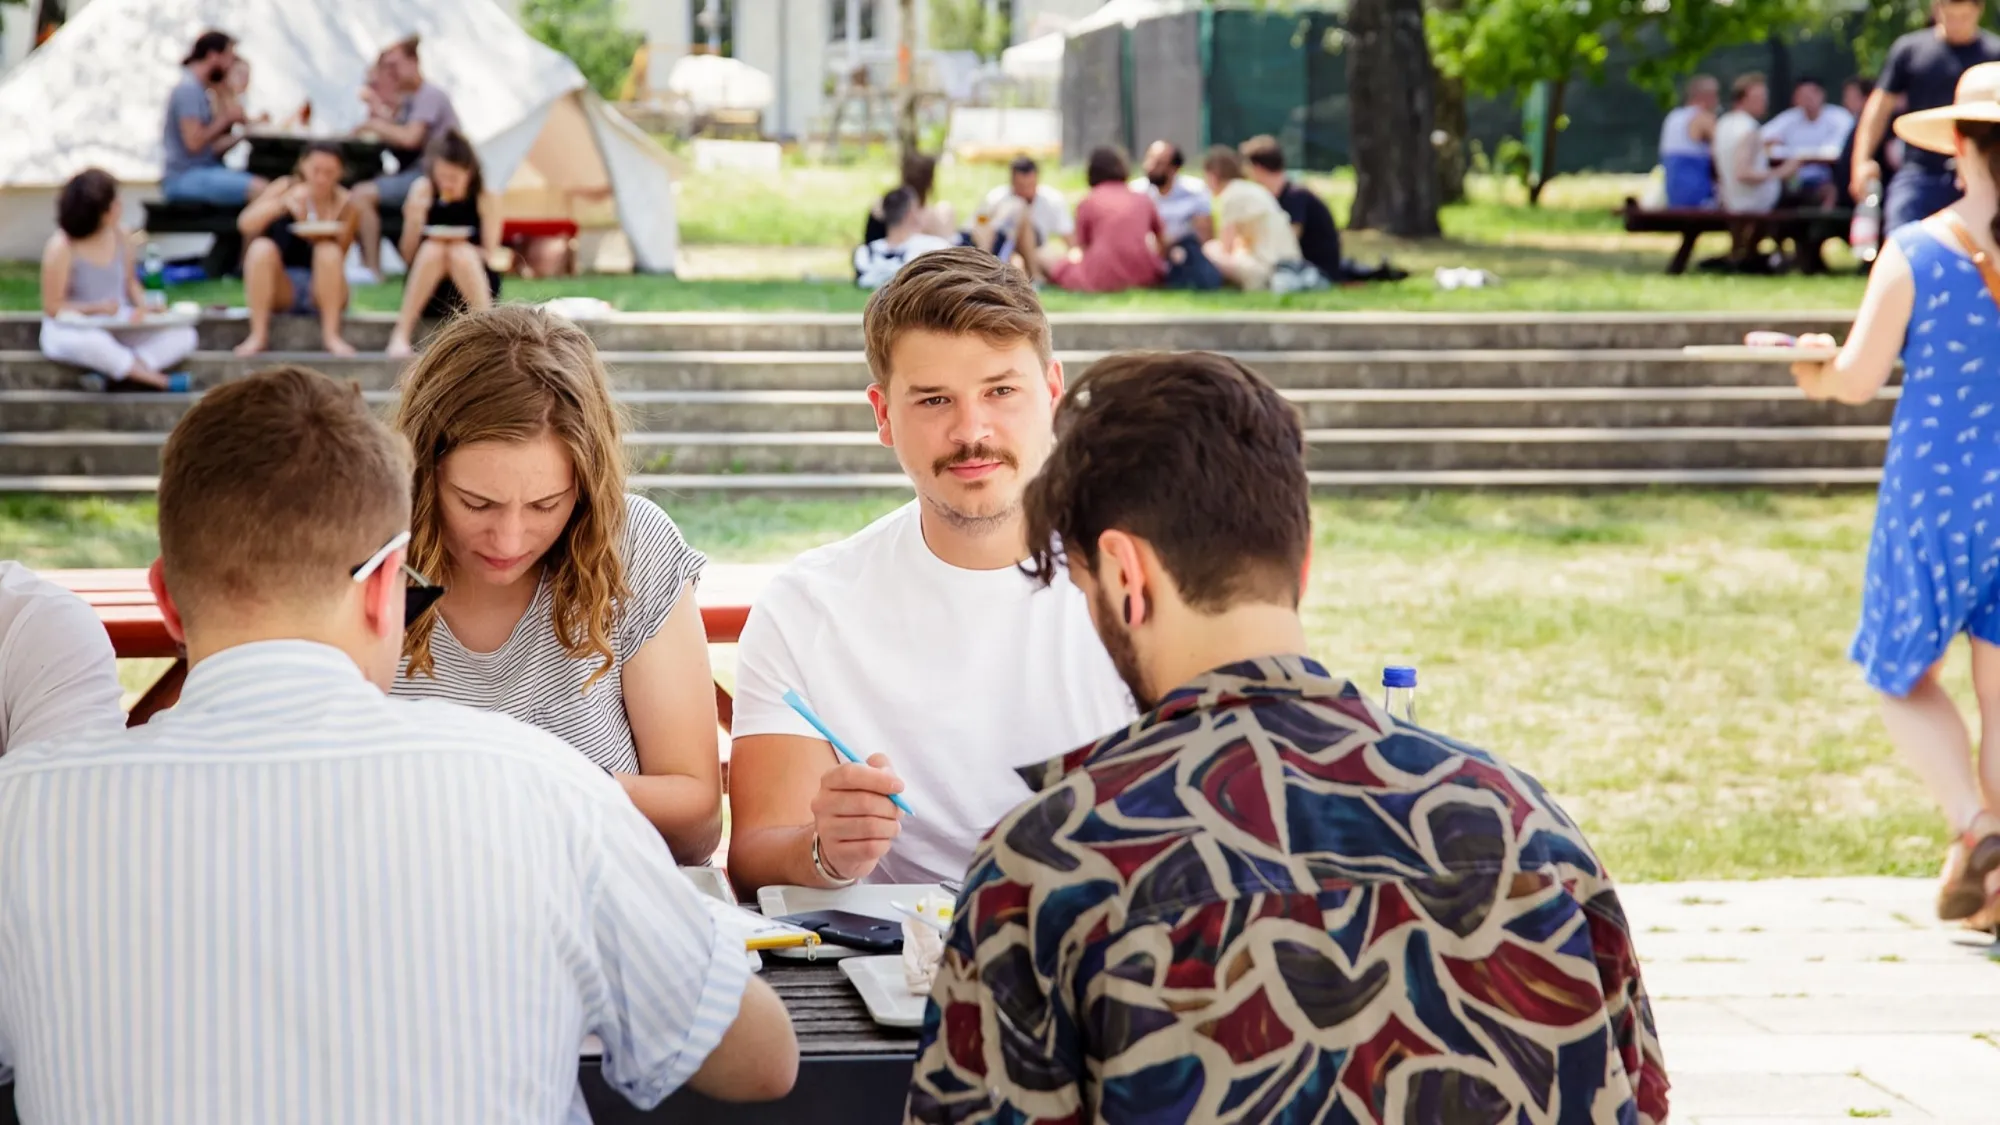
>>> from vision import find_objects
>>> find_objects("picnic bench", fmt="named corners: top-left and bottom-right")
top-left (1621, 197), bottom-right (1852, 276)
top-left (143, 200), bottom-right (407, 278)
top-left (50, 569), bottom-right (750, 728)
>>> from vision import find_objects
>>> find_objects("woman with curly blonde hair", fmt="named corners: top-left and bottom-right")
top-left (390, 304), bottom-right (722, 862)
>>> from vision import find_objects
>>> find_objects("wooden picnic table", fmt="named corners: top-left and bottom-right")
top-left (47, 569), bottom-right (752, 728)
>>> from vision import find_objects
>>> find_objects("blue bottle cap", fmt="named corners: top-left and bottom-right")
top-left (1382, 666), bottom-right (1417, 689)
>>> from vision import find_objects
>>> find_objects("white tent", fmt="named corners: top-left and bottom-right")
top-left (0, 0), bottom-right (679, 271)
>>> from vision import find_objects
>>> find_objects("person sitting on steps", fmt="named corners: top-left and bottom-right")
top-left (235, 142), bottom-right (359, 357)
top-left (38, 169), bottom-right (194, 393)
top-left (385, 129), bottom-right (501, 359)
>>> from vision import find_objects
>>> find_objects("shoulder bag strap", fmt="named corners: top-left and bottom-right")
top-left (1940, 210), bottom-right (2000, 318)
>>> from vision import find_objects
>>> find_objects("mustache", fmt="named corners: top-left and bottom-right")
top-left (932, 443), bottom-right (1018, 476)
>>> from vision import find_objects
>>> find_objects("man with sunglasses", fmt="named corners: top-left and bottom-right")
top-left (0, 366), bottom-right (798, 1121)
top-left (1852, 0), bottom-right (2000, 232)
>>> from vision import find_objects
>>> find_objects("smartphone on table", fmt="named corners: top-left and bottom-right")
top-left (775, 910), bottom-right (905, 954)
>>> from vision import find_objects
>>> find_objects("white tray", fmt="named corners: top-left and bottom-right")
top-left (756, 882), bottom-right (943, 961)
top-left (839, 955), bottom-right (929, 1028)
top-left (1683, 344), bottom-right (1839, 364)
top-left (423, 224), bottom-right (473, 240)
top-left (684, 865), bottom-right (765, 973)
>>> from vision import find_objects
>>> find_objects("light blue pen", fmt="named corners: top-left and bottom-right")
top-left (782, 689), bottom-right (915, 817)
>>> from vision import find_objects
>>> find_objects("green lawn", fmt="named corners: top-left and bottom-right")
top-left (2, 490), bottom-right (1942, 885)
top-left (0, 169), bottom-right (1869, 314)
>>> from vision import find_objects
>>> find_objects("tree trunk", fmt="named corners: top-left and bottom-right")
top-left (1435, 72), bottom-right (1468, 205)
top-left (1527, 76), bottom-right (1567, 206)
top-left (896, 0), bottom-right (920, 161)
top-left (1346, 0), bottom-right (1441, 236)
top-left (1430, 0), bottom-right (1467, 205)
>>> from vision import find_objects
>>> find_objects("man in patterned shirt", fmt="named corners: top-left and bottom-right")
top-left (906, 352), bottom-right (1669, 1124)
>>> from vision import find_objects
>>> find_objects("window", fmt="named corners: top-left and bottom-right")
top-left (829, 0), bottom-right (876, 45)
top-left (690, 0), bottom-right (735, 56)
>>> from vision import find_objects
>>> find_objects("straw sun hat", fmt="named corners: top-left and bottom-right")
top-left (1897, 62), bottom-right (2000, 154)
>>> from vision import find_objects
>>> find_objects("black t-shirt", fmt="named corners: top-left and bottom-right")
top-left (1277, 181), bottom-right (1341, 278)
top-left (1882, 28), bottom-right (2000, 171)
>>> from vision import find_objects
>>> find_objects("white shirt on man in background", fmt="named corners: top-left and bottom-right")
top-left (1762, 104), bottom-right (1855, 186)
top-left (730, 501), bottom-right (1136, 886)
top-left (975, 184), bottom-right (1074, 247)
top-left (0, 561), bottom-right (124, 755)
top-left (0, 640), bottom-right (750, 1122)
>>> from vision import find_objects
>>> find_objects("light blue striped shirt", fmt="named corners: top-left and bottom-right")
top-left (0, 640), bottom-right (749, 1124)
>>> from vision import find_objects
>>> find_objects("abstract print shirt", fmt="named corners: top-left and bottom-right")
top-left (907, 655), bottom-right (1668, 1125)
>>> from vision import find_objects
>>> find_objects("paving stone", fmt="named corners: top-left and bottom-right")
top-left (1665, 1073), bottom-right (1919, 1118)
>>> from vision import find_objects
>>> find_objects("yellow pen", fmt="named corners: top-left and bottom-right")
top-left (745, 931), bottom-right (822, 954)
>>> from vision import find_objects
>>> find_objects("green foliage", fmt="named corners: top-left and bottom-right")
top-left (929, 0), bottom-right (1010, 60)
top-left (1826, 0), bottom-right (1950, 75)
top-left (1426, 0), bottom-right (1615, 102)
top-left (1616, 0), bottom-right (1815, 107)
top-left (520, 0), bottom-right (646, 99)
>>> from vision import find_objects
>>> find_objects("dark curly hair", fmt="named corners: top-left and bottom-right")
top-left (56, 169), bottom-right (118, 240)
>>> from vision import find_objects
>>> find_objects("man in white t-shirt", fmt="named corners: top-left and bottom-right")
top-left (727, 247), bottom-right (1135, 891)
top-left (0, 561), bottom-right (125, 755)
top-left (1716, 71), bottom-right (1804, 215)
top-left (1761, 77), bottom-right (1855, 205)
top-left (971, 155), bottom-right (1074, 282)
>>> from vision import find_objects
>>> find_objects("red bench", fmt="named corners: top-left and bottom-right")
top-left (50, 569), bottom-right (749, 728)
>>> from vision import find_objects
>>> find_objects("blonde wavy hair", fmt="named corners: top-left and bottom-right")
top-left (394, 305), bottom-right (630, 685)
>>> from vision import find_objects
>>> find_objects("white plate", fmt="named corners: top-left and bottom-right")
top-left (840, 955), bottom-right (929, 1028)
top-left (423, 225), bottom-right (473, 241)
top-left (55, 310), bottom-right (200, 330)
top-left (756, 882), bottom-right (944, 961)
top-left (290, 219), bottom-right (344, 238)
top-left (1683, 344), bottom-right (1841, 364)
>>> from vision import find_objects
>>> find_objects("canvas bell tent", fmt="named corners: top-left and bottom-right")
top-left (0, 0), bottom-right (679, 270)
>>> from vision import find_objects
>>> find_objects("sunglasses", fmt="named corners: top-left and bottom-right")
top-left (350, 529), bottom-right (447, 630)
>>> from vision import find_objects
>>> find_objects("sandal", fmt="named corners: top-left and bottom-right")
top-left (1937, 826), bottom-right (2000, 921)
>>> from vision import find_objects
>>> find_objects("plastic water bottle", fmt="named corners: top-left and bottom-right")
top-left (140, 244), bottom-right (166, 312)
top-left (1382, 666), bottom-right (1418, 724)
top-left (1851, 179), bottom-right (1883, 265)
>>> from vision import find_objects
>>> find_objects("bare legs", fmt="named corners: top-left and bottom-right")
top-left (235, 237), bottom-right (287, 357)
top-left (386, 240), bottom-right (490, 358)
top-left (236, 238), bottom-right (353, 357)
top-left (1880, 643), bottom-right (2000, 919)
top-left (312, 240), bottom-right (354, 356)
top-left (353, 180), bottom-right (384, 277)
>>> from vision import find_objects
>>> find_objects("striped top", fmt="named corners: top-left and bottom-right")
top-left (0, 640), bottom-right (749, 1124)
top-left (392, 495), bottom-right (707, 774)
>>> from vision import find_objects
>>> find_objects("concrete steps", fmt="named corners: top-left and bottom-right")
top-left (0, 310), bottom-right (1856, 354)
top-left (0, 311), bottom-right (1889, 494)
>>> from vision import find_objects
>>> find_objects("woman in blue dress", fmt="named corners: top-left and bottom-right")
top-left (1794, 64), bottom-right (2000, 925)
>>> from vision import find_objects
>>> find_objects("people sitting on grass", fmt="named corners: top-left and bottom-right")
top-left (1790, 64), bottom-right (2000, 931)
top-left (1660, 74), bottom-right (1720, 208)
top-left (726, 248), bottom-right (1135, 894)
top-left (863, 151), bottom-right (958, 245)
top-left (38, 169), bottom-right (195, 393)
top-left (1039, 145), bottom-right (1167, 294)
top-left (0, 561), bottom-right (124, 755)
top-left (1200, 145), bottom-right (1303, 292)
top-left (854, 187), bottom-right (954, 289)
top-left (0, 364), bottom-right (798, 1117)
top-left (235, 142), bottom-right (359, 357)
top-left (908, 349), bottom-right (1669, 1125)
top-left (1762, 77), bottom-right (1855, 208)
top-left (970, 155), bottom-right (1071, 281)
top-left (1132, 139), bottom-right (1220, 288)
top-left (1241, 134), bottom-right (1343, 282)
top-left (385, 129), bottom-right (500, 358)
top-left (160, 30), bottom-right (267, 207)
top-left (353, 36), bottom-right (462, 284)
top-left (389, 306), bottom-right (725, 864)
